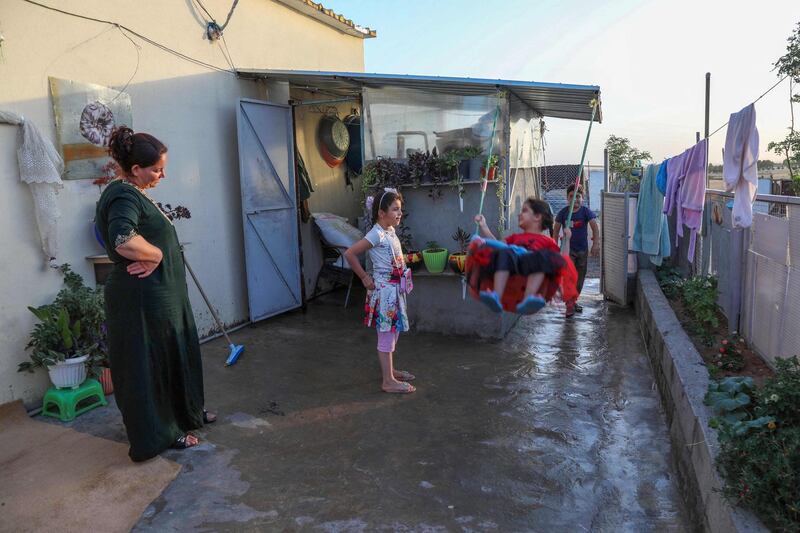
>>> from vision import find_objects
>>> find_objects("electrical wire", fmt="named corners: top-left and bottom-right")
top-left (107, 26), bottom-right (141, 104)
top-left (22, 0), bottom-right (235, 75)
top-left (190, 0), bottom-right (237, 71)
top-left (220, 34), bottom-right (237, 72)
top-left (708, 74), bottom-right (791, 138)
top-left (192, 0), bottom-right (215, 21)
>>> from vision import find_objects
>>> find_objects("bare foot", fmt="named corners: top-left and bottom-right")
top-left (381, 380), bottom-right (416, 394)
top-left (393, 370), bottom-right (415, 382)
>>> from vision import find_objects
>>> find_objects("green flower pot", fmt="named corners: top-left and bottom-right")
top-left (422, 248), bottom-right (449, 273)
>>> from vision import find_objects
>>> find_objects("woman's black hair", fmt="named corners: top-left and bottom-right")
top-left (524, 197), bottom-right (555, 235)
top-left (108, 126), bottom-right (167, 174)
top-left (371, 189), bottom-right (403, 224)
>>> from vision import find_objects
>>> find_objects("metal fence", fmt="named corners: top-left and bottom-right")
top-left (672, 190), bottom-right (800, 365)
top-left (601, 191), bottom-right (638, 306)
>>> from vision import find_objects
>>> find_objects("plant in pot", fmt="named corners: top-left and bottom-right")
top-left (458, 146), bottom-right (484, 181)
top-left (449, 227), bottom-right (470, 274)
top-left (17, 264), bottom-right (108, 390)
top-left (480, 154), bottom-right (500, 182)
top-left (422, 240), bottom-right (449, 274)
top-left (19, 306), bottom-right (98, 389)
top-left (407, 150), bottom-right (436, 185)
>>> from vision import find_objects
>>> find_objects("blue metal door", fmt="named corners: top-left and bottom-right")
top-left (237, 99), bottom-right (301, 322)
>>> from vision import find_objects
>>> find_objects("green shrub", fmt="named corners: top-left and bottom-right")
top-left (656, 265), bottom-right (683, 299)
top-left (705, 377), bottom-right (773, 440)
top-left (710, 334), bottom-right (746, 372)
top-left (681, 275), bottom-right (719, 342)
top-left (717, 426), bottom-right (800, 532)
top-left (757, 356), bottom-right (800, 427)
top-left (712, 357), bottom-right (800, 531)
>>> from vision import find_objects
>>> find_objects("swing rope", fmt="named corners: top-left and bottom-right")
top-left (562, 98), bottom-right (599, 249)
top-left (474, 93), bottom-right (503, 235)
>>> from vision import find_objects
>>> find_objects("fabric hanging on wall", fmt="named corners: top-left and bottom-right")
top-left (723, 103), bottom-right (759, 228)
top-left (295, 144), bottom-right (314, 223)
top-left (0, 110), bottom-right (63, 261)
top-left (632, 163), bottom-right (671, 266)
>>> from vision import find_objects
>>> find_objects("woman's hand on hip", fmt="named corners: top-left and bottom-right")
top-left (127, 259), bottom-right (161, 278)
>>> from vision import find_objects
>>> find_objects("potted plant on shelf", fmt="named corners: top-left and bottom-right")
top-left (449, 227), bottom-right (470, 274)
top-left (17, 265), bottom-right (108, 390)
top-left (458, 146), bottom-right (484, 181)
top-left (407, 149), bottom-right (437, 185)
top-left (422, 240), bottom-right (449, 273)
top-left (480, 154), bottom-right (500, 182)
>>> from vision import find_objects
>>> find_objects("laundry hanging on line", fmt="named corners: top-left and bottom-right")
top-left (723, 103), bottom-right (759, 228)
top-left (632, 163), bottom-right (671, 266)
top-left (663, 138), bottom-right (707, 262)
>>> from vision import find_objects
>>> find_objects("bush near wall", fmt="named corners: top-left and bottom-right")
top-left (711, 357), bottom-right (800, 532)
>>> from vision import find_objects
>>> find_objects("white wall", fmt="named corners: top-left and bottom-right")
top-left (0, 0), bottom-right (366, 407)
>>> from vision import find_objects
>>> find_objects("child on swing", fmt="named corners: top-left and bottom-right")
top-left (473, 197), bottom-right (576, 315)
top-left (344, 189), bottom-right (415, 394)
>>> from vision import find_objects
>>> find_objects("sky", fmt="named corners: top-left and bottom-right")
top-left (324, 0), bottom-right (800, 165)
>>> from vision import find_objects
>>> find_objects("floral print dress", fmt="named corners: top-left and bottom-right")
top-left (363, 224), bottom-right (409, 332)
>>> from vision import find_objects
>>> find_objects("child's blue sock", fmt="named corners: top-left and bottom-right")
top-left (516, 295), bottom-right (546, 315)
top-left (479, 290), bottom-right (503, 313)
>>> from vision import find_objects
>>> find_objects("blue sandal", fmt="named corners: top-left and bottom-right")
top-left (516, 295), bottom-right (546, 315)
top-left (479, 291), bottom-right (504, 313)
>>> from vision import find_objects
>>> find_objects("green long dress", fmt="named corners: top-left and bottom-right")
top-left (95, 179), bottom-right (204, 462)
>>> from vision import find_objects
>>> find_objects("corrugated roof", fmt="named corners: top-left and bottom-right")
top-left (237, 69), bottom-right (602, 122)
top-left (274, 0), bottom-right (376, 38)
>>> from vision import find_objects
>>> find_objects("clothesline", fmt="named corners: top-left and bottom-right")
top-left (707, 74), bottom-right (791, 138)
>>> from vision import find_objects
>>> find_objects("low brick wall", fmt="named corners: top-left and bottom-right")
top-left (636, 270), bottom-right (766, 533)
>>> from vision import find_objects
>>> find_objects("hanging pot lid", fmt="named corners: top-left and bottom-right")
top-left (318, 115), bottom-right (350, 159)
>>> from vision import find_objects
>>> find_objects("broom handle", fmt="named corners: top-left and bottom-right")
top-left (184, 257), bottom-right (234, 346)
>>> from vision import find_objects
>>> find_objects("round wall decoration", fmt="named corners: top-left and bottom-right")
top-left (79, 101), bottom-right (116, 146)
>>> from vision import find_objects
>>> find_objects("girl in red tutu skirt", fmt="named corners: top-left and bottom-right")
top-left (470, 198), bottom-right (578, 315)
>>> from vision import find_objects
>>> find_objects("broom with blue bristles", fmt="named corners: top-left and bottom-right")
top-left (184, 258), bottom-right (245, 366)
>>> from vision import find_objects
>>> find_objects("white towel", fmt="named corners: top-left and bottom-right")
top-left (723, 103), bottom-right (759, 228)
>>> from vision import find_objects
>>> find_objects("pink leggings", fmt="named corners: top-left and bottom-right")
top-left (377, 330), bottom-right (400, 353)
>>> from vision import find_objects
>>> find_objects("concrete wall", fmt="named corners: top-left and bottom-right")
top-left (0, 0), bottom-right (366, 407)
top-left (400, 182), bottom-right (502, 253)
top-left (636, 271), bottom-right (767, 533)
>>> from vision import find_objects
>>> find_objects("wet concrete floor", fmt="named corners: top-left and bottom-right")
top-left (53, 280), bottom-right (690, 531)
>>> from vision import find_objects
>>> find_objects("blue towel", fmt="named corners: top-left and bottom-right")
top-left (655, 158), bottom-right (669, 195)
top-left (632, 163), bottom-right (671, 266)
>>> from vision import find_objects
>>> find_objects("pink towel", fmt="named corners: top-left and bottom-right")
top-left (680, 138), bottom-right (707, 259)
top-left (663, 139), bottom-right (707, 261)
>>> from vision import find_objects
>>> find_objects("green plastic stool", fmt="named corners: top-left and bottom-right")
top-left (41, 378), bottom-right (107, 422)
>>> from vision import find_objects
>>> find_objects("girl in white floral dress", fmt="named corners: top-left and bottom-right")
top-left (344, 189), bottom-right (415, 394)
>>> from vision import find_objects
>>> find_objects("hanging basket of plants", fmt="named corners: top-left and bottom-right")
top-left (318, 114), bottom-right (350, 168)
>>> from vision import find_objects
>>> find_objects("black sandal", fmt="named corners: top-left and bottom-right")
top-left (203, 409), bottom-right (217, 423)
top-left (170, 433), bottom-right (199, 449)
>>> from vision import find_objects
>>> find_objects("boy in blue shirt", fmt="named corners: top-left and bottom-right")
top-left (553, 185), bottom-right (599, 316)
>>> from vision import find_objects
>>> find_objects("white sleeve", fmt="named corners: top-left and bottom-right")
top-left (364, 226), bottom-right (382, 247)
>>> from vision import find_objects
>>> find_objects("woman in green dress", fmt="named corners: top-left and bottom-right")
top-left (96, 126), bottom-right (214, 462)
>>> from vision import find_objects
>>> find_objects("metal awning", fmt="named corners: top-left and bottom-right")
top-left (236, 69), bottom-right (602, 122)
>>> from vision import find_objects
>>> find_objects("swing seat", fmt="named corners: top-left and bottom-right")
top-left (465, 237), bottom-right (577, 314)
